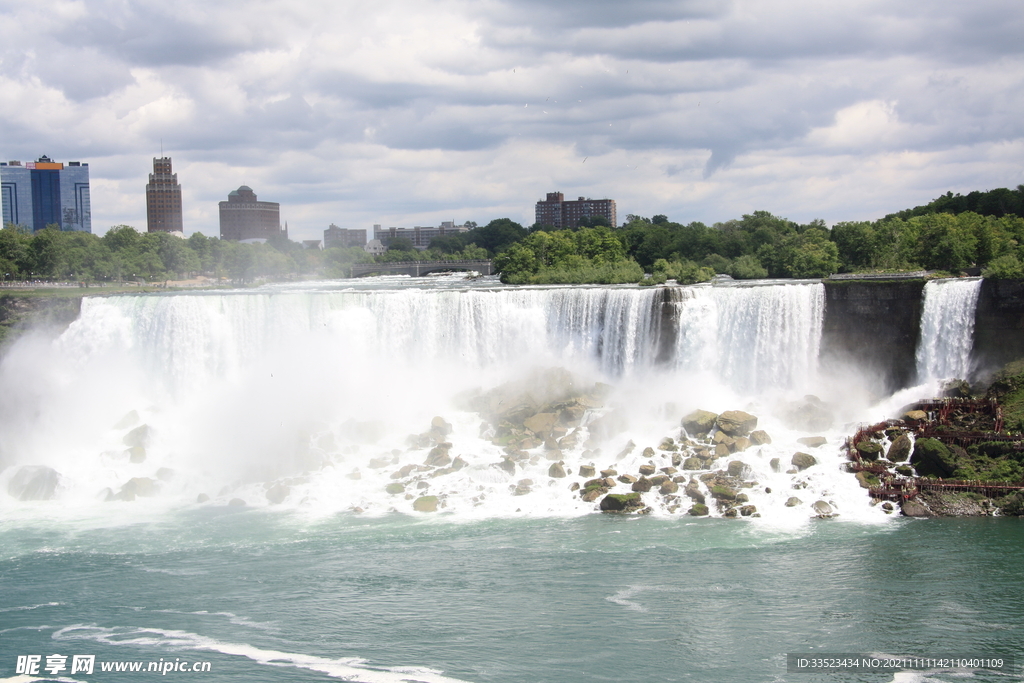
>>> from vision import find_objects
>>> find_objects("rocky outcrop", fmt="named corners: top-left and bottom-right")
top-left (909, 438), bottom-right (959, 478)
top-left (7, 466), bottom-right (60, 501)
top-left (599, 492), bottom-right (644, 513)
top-left (886, 434), bottom-right (912, 462)
top-left (681, 409), bottom-right (718, 436)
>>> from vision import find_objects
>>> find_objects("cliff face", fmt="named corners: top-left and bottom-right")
top-left (819, 280), bottom-right (926, 393)
top-left (0, 294), bottom-right (83, 348)
top-left (972, 279), bottom-right (1024, 380)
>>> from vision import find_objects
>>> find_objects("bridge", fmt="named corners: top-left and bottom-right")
top-left (349, 260), bottom-right (494, 278)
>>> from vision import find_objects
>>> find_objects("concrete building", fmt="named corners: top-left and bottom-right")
top-left (372, 221), bottom-right (470, 249)
top-left (535, 192), bottom-right (617, 229)
top-left (219, 185), bottom-right (285, 241)
top-left (1, 156), bottom-right (92, 232)
top-left (323, 224), bottom-right (367, 249)
top-left (146, 157), bottom-right (183, 234)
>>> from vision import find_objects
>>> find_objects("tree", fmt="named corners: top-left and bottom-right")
top-left (386, 237), bottom-right (416, 252)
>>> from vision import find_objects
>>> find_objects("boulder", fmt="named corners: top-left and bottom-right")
top-left (600, 469), bottom-right (618, 477)
top-left (228, 498), bottom-right (246, 507)
top-left (385, 483), bottom-right (405, 495)
top-left (902, 410), bottom-right (928, 422)
top-left (413, 495), bottom-right (439, 512)
top-left (266, 484), bottom-right (289, 504)
top-left (855, 471), bottom-right (879, 489)
top-left (115, 477), bottom-right (159, 501)
top-left (797, 436), bottom-right (827, 448)
top-left (684, 482), bottom-right (705, 504)
top-left (714, 443), bottom-right (730, 458)
top-left (127, 446), bottom-right (146, 463)
top-left (599, 492), bottom-right (644, 513)
top-left (812, 500), bottom-right (835, 517)
top-left (901, 498), bottom-right (933, 517)
top-left (196, 493), bottom-right (210, 503)
top-left (368, 456), bottom-right (393, 469)
top-left (739, 505), bottom-right (757, 517)
top-left (688, 503), bottom-right (710, 516)
top-left (887, 434), bottom-right (912, 463)
top-left (558, 430), bottom-right (580, 449)
top-left (430, 416), bottom-right (453, 436)
top-left (732, 437), bottom-right (752, 452)
top-left (616, 441), bottom-right (636, 459)
top-left (791, 452), bottom-right (817, 471)
top-left (581, 487), bottom-right (606, 502)
top-left (523, 412), bottom-right (558, 438)
top-left (638, 463), bottom-right (656, 476)
top-left (631, 477), bottom-right (653, 493)
top-left (497, 458), bottom-right (517, 475)
top-left (648, 475), bottom-right (669, 486)
top-left (659, 480), bottom-right (679, 495)
top-left (578, 464), bottom-right (596, 477)
top-left (749, 430), bottom-right (772, 445)
top-left (7, 466), bottom-right (60, 501)
top-left (895, 465), bottom-right (914, 477)
top-left (123, 424), bottom-right (151, 448)
top-left (855, 441), bottom-right (883, 461)
top-left (682, 457), bottom-right (703, 470)
top-left (716, 410), bottom-right (758, 437)
top-left (658, 437), bottom-right (678, 452)
top-left (710, 485), bottom-right (737, 501)
top-left (548, 462), bottom-right (567, 478)
top-left (726, 460), bottom-right (746, 479)
top-left (422, 446), bottom-right (451, 467)
top-left (910, 438), bottom-right (959, 478)
top-left (785, 496), bottom-right (802, 507)
top-left (770, 458), bottom-right (781, 473)
top-left (641, 446), bottom-right (655, 458)
top-left (451, 456), bottom-right (468, 470)
top-left (617, 474), bottom-right (637, 484)
top-left (681, 409), bottom-right (718, 437)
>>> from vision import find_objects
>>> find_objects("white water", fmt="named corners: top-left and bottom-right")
top-left (0, 277), bottom-right (976, 524)
top-left (915, 277), bottom-right (983, 384)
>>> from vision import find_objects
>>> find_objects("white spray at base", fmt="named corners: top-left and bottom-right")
top-left (915, 277), bottom-right (983, 384)
top-left (0, 278), bottom-right (980, 523)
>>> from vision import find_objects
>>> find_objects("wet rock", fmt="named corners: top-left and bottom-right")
top-left (658, 437), bottom-right (678, 452)
top-left (513, 480), bottom-right (532, 496)
top-left (114, 410), bottom-right (140, 429)
top-left (413, 495), bottom-right (439, 512)
top-left (770, 458), bottom-right (781, 473)
top-left (7, 466), bottom-right (60, 501)
top-left (641, 446), bottom-right (656, 458)
top-left (881, 502), bottom-right (894, 513)
top-left (431, 416), bottom-right (453, 436)
top-left (785, 497), bottom-right (802, 507)
top-left (451, 456), bottom-right (468, 470)
top-left (126, 446), bottom-right (146, 463)
top-left (855, 441), bottom-right (883, 461)
top-left (726, 460), bottom-right (746, 478)
top-left (887, 434), bottom-right (913, 463)
top-left (855, 471), bottom-right (879, 489)
top-left (558, 430), bottom-right (580, 449)
top-left (618, 474), bottom-right (638, 484)
top-left (659, 480), bottom-right (679, 495)
top-left (581, 487), bottom-right (607, 502)
top-left (523, 412), bottom-right (558, 438)
top-left (732, 437), bottom-right (752, 452)
top-left (910, 438), bottom-right (959, 478)
top-left (548, 462), bottom-right (567, 478)
top-left (710, 485), bottom-right (737, 501)
top-left (660, 466), bottom-right (678, 475)
top-left (631, 477), bottom-right (653, 493)
top-left (688, 503), bottom-right (709, 516)
top-left (901, 498), bottom-right (933, 517)
top-left (368, 455), bottom-right (393, 469)
top-left (716, 410), bottom-right (758, 437)
top-left (714, 443), bottom-right (730, 458)
top-left (791, 452), bottom-right (817, 471)
top-left (570, 482), bottom-right (580, 491)
top-left (228, 498), bottom-right (246, 507)
top-left (123, 424), bottom-right (151, 448)
top-left (739, 505), bottom-right (757, 516)
top-left (902, 409), bottom-right (928, 422)
top-left (424, 444), bottom-right (452, 467)
top-left (797, 436), bottom-right (827, 448)
top-left (600, 469), bottom-right (618, 477)
top-left (683, 457), bottom-right (703, 470)
top-left (115, 477), bottom-right (158, 501)
top-left (895, 465), bottom-right (914, 477)
top-left (812, 500), bottom-right (835, 517)
top-left (681, 409), bottom-right (718, 437)
top-left (648, 475), bottom-right (669, 486)
top-left (749, 430), bottom-right (772, 445)
top-left (599, 492), bottom-right (644, 513)
top-left (196, 493), bottom-right (210, 503)
top-left (385, 483), bottom-right (405, 495)
top-left (579, 464), bottom-right (596, 477)
top-left (266, 484), bottom-right (289, 504)
top-left (497, 458), bottom-right (517, 475)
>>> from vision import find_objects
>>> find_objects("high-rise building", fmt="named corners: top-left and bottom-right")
top-left (534, 192), bottom-right (617, 229)
top-left (218, 185), bottom-right (285, 242)
top-left (1, 156), bottom-right (92, 232)
top-left (323, 224), bottom-right (367, 249)
top-left (372, 221), bottom-right (470, 249)
top-left (146, 157), bottom-right (183, 234)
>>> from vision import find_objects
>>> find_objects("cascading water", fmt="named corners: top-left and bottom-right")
top-left (0, 277), bottom-right (874, 522)
top-left (915, 277), bottom-right (983, 384)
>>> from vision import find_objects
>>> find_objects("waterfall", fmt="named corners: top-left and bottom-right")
top-left (671, 281), bottom-right (825, 393)
top-left (915, 278), bottom-right (983, 383)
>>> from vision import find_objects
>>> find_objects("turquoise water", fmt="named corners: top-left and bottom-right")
top-left (2, 513), bottom-right (1022, 682)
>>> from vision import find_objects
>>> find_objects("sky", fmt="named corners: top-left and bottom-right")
top-left (2, 0), bottom-right (1023, 241)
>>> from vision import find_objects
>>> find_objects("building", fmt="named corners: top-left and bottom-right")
top-left (1, 155), bottom-right (92, 232)
top-left (372, 221), bottom-right (470, 249)
top-left (363, 239), bottom-right (386, 256)
top-left (534, 192), bottom-right (617, 229)
top-left (323, 224), bottom-right (367, 249)
top-left (146, 157), bottom-right (183, 234)
top-left (218, 185), bottom-right (285, 241)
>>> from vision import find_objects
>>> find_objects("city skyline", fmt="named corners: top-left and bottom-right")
top-left (2, 1), bottom-right (1022, 242)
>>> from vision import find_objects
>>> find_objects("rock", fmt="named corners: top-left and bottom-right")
top-left (196, 493), bottom-right (210, 503)
top-left (587, 411), bottom-right (628, 441)
top-left (785, 497), bottom-right (802, 507)
top-left (123, 424), bottom-right (151, 448)
top-left (513, 483), bottom-right (531, 496)
top-left (416, 480), bottom-right (429, 489)
top-left (266, 484), bottom-right (289, 504)
top-left (902, 410), bottom-right (928, 422)
top-left (7, 466), bottom-right (60, 501)
top-left (347, 469), bottom-right (362, 480)
top-left (714, 443), bottom-right (730, 458)
top-left (523, 412), bottom-right (558, 438)
top-left (726, 460), bottom-right (746, 478)
top-left (600, 469), bottom-right (618, 477)
top-left (901, 498), bottom-right (933, 517)
top-left (688, 503), bottom-right (709, 516)
top-left (855, 441), bottom-right (883, 461)
top-left (618, 474), bottom-right (637, 484)
top-left (548, 462), bottom-right (566, 478)
top-left (710, 485), bottom-right (737, 501)
top-left (385, 483), bottom-right (405, 495)
top-left (770, 457), bottom-right (781, 473)
top-left (791, 452), bottom-right (817, 471)
top-left (723, 507), bottom-right (739, 518)
top-left (431, 416), bottom-right (453, 436)
top-left (641, 446), bottom-right (655, 458)
top-left (658, 437), bottom-right (678, 452)
top-left (578, 464), bottom-right (596, 477)
top-left (681, 409), bottom-right (718, 437)
top-left (887, 434), bottom-right (912, 462)
top-left (451, 456), bottom-right (468, 470)
top-left (615, 440), bottom-right (635, 459)
top-left (368, 456), bottom-right (393, 469)
top-left (812, 500), bottom-right (835, 517)
top-left (716, 410), bottom-right (758, 437)
top-left (682, 457), bottom-right (703, 470)
top-left (127, 446), bottom-right (146, 463)
top-left (114, 410), bottom-right (140, 429)
top-left (599, 492), bottom-right (644, 513)
top-left (855, 471), bottom-right (879, 489)
top-left (115, 477), bottom-right (158, 501)
top-left (732, 437), bottom-right (752, 452)
top-left (881, 502), bottom-right (894, 513)
top-left (631, 477), bottom-right (653, 492)
top-left (497, 458), bottom-right (517, 475)
top-left (660, 466), bottom-right (677, 475)
top-left (895, 465), bottom-right (914, 477)
top-left (749, 430), bottom-right (772, 445)
top-left (648, 475), bottom-right (669, 486)
top-left (558, 430), bottom-right (580, 449)
top-left (659, 480), bottom-right (679, 495)
top-left (424, 444), bottom-right (452, 467)
top-left (910, 438), bottom-right (959, 478)
top-left (228, 498), bottom-right (246, 507)
top-left (413, 495), bottom-right (439, 512)
top-left (797, 436), bottom-right (827, 448)
top-left (638, 463), bottom-right (656, 476)
top-left (712, 431), bottom-right (736, 447)
top-left (581, 487), bottom-right (607, 502)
